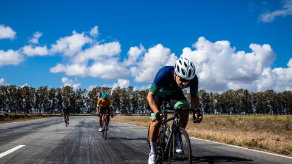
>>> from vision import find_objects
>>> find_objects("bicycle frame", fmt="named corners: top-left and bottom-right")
top-left (102, 114), bottom-right (108, 131)
top-left (160, 101), bottom-right (193, 160)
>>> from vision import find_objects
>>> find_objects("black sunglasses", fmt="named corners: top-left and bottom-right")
top-left (177, 76), bottom-right (191, 82)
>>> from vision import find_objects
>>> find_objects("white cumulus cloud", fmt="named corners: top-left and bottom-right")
top-left (130, 44), bottom-right (178, 82)
top-left (72, 41), bottom-right (121, 64)
top-left (181, 37), bottom-right (279, 92)
top-left (259, 0), bottom-right (292, 22)
top-left (22, 45), bottom-right (49, 56)
top-left (61, 77), bottom-right (81, 90)
top-left (121, 44), bottom-right (145, 66)
top-left (50, 30), bottom-right (92, 56)
top-left (0, 78), bottom-right (5, 85)
top-left (0, 25), bottom-right (16, 40)
top-left (112, 79), bottom-right (130, 89)
top-left (50, 63), bottom-right (88, 77)
top-left (90, 26), bottom-right (98, 37)
top-left (28, 31), bottom-right (42, 44)
top-left (0, 50), bottom-right (24, 67)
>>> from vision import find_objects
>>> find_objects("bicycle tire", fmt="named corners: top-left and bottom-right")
top-left (147, 124), bottom-right (151, 151)
top-left (168, 127), bottom-right (192, 164)
top-left (65, 119), bottom-right (67, 127)
top-left (159, 123), bottom-right (170, 163)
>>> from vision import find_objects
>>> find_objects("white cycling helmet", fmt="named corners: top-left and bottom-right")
top-left (174, 56), bottom-right (196, 80)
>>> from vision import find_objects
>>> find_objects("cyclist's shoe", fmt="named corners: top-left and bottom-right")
top-left (99, 127), bottom-right (103, 132)
top-left (175, 140), bottom-right (182, 153)
top-left (67, 122), bottom-right (69, 125)
top-left (148, 152), bottom-right (156, 164)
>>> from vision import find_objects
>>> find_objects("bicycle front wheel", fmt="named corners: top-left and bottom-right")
top-left (168, 127), bottom-right (192, 164)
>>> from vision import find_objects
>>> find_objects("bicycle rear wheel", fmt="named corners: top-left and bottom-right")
top-left (168, 127), bottom-right (191, 163)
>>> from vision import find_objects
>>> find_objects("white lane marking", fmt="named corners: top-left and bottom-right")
top-left (114, 121), bottom-right (292, 160)
top-left (0, 145), bottom-right (26, 158)
top-left (189, 137), bottom-right (292, 160)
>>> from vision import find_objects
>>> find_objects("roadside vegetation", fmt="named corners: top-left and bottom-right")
top-left (112, 114), bottom-right (292, 156)
top-left (0, 113), bottom-right (53, 124)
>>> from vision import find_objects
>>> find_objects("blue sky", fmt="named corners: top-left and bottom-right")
top-left (0, 0), bottom-right (292, 92)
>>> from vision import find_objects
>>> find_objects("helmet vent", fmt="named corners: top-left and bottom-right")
top-left (188, 70), bottom-right (191, 77)
top-left (176, 65), bottom-right (180, 73)
top-left (190, 63), bottom-right (194, 68)
top-left (184, 62), bottom-right (187, 67)
top-left (179, 60), bottom-right (182, 65)
top-left (181, 69), bottom-right (185, 76)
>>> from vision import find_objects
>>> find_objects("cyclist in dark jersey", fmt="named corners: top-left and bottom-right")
top-left (62, 105), bottom-right (70, 125)
top-left (146, 56), bottom-right (203, 164)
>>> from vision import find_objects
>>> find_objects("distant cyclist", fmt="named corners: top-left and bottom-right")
top-left (146, 56), bottom-right (203, 164)
top-left (62, 105), bottom-right (70, 125)
top-left (96, 93), bottom-right (114, 132)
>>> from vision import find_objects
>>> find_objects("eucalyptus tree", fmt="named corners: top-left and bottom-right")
top-left (282, 91), bottom-right (292, 114)
top-left (87, 86), bottom-right (101, 113)
top-left (48, 88), bottom-right (57, 113)
top-left (21, 86), bottom-right (35, 113)
top-left (120, 88), bottom-right (129, 114)
top-left (0, 85), bottom-right (8, 113)
top-left (126, 86), bottom-right (134, 113)
top-left (55, 87), bottom-right (63, 113)
top-left (62, 86), bottom-right (73, 107)
top-left (7, 85), bottom-right (18, 113)
top-left (138, 89), bottom-right (148, 114)
top-left (111, 87), bottom-right (121, 113)
top-left (209, 92), bottom-right (215, 114)
top-left (75, 88), bottom-right (87, 113)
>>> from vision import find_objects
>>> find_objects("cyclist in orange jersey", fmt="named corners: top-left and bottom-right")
top-left (96, 93), bottom-right (114, 132)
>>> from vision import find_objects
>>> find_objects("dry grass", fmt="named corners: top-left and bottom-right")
top-left (112, 115), bottom-right (292, 156)
top-left (0, 114), bottom-right (54, 124)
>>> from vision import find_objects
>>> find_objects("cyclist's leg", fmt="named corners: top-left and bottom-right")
top-left (146, 92), bottom-right (166, 143)
top-left (169, 91), bottom-right (189, 129)
top-left (99, 107), bottom-right (104, 127)
top-left (106, 106), bottom-right (110, 124)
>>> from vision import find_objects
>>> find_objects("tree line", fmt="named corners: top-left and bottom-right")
top-left (0, 85), bottom-right (292, 115)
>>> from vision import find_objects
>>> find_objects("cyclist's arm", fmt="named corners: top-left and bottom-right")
top-left (191, 96), bottom-right (199, 110)
top-left (109, 99), bottom-right (113, 113)
top-left (96, 99), bottom-right (101, 113)
top-left (147, 91), bottom-right (159, 114)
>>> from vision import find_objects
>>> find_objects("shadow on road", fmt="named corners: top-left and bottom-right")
top-left (192, 156), bottom-right (253, 163)
top-left (107, 137), bottom-right (146, 140)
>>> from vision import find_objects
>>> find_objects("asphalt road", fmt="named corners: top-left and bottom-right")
top-left (0, 116), bottom-right (291, 164)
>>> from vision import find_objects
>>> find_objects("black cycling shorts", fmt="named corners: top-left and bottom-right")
top-left (145, 91), bottom-right (188, 115)
top-left (99, 106), bottom-right (110, 115)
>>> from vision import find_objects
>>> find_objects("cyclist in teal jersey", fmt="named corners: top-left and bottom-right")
top-left (146, 56), bottom-right (203, 164)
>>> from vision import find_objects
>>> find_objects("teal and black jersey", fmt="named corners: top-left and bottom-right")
top-left (62, 107), bottom-right (70, 114)
top-left (149, 66), bottom-right (199, 97)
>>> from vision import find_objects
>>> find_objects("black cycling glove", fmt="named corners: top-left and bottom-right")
top-left (156, 112), bottom-right (162, 121)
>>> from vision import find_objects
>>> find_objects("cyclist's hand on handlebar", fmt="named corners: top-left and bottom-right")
top-left (111, 112), bottom-right (114, 118)
top-left (193, 110), bottom-right (203, 123)
top-left (155, 112), bottom-right (163, 121)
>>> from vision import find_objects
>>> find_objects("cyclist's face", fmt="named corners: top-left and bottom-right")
top-left (174, 71), bottom-right (190, 88)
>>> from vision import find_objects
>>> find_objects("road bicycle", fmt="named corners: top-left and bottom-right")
top-left (147, 101), bottom-right (194, 163)
top-left (101, 112), bottom-right (110, 140)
